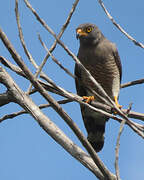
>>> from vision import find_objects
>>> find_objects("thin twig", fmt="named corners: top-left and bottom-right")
top-left (115, 103), bottom-right (132, 180)
top-left (121, 78), bottom-right (144, 88)
top-left (30, 0), bottom-right (80, 84)
top-left (24, 0), bottom-right (80, 93)
top-left (0, 99), bottom-right (72, 123)
top-left (0, 56), bottom-right (26, 77)
top-left (0, 56), bottom-right (66, 97)
top-left (97, 0), bottom-right (144, 49)
top-left (15, 0), bottom-right (38, 68)
top-left (38, 34), bottom-right (75, 79)
top-left (15, 0), bottom-right (40, 93)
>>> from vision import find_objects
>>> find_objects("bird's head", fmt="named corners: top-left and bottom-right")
top-left (76, 23), bottom-right (103, 46)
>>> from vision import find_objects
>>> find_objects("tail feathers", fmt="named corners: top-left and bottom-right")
top-left (83, 115), bottom-right (107, 152)
top-left (87, 131), bottom-right (105, 152)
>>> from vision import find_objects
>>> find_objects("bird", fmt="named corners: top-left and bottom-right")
top-left (75, 23), bottom-right (122, 152)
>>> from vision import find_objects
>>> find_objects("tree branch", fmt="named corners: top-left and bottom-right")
top-left (121, 78), bottom-right (144, 88)
top-left (15, 0), bottom-right (37, 68)
top-left (16, 0), bottom-right (80, 93)
top-left (97, 0), bottom-right (144, 49)
top-left (0, 65), bottom-right (107, 180)
top-left (115, 103), bottom-right (132, 180)
top-left (0, 56), bottom-right (66, 97)
top-left (38, 34), bottom-right (75, 79)
top-left (0, 99), bottom-right (72, 123)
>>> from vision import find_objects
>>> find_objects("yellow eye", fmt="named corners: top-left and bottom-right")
top-left (86, 26), bottom-right (93, 33)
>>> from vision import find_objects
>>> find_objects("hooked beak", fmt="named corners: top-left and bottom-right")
top-left (76, 28), bottom-right (88, 39)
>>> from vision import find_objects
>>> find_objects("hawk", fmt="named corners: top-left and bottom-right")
top-left (75, 23), bottom-right (122, 152)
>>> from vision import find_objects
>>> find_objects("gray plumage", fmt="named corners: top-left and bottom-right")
top-left (75, 23), bottom-right (122, 152)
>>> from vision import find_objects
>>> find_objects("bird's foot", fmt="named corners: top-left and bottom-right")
top-left (83, 96), bottom-right (95, 103)
top-left (112, 96), bottom-right (122, 114)
top-left (114, 96), bottom-right (122, 109)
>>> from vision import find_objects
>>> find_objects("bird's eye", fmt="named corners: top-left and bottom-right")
top-left (86, 26), bottom-right (93, 33)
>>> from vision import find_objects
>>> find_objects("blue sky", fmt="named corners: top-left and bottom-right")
top-left (0, 0), bottom-right (144, 180)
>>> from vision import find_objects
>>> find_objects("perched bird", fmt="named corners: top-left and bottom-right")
top-left (75, 23), bottom-right (122, 152)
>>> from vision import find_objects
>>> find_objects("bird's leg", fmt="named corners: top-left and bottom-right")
top-left (114, 96), bottom-right (122, 109)
top-left (83, 96), bottom-right (95, 103)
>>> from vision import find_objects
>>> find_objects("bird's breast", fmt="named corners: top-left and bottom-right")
top-left (78, 49), bottom-right (120, 100)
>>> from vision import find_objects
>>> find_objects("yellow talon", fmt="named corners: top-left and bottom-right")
top-left (83, 96), bottom-right (95, 103)
top-left (114, 96), bottom-right (122, 109)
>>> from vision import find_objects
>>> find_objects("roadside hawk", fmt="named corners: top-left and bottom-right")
top-left (75, 23), bottom-right (122, 152)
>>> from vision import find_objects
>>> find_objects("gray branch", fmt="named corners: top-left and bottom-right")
top-left (97, 0), bottom-right (144, 49)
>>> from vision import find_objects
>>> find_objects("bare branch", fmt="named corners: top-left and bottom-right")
top-left (97, 0), bottom-right (144, 49)
top-left (0, 65), bottom-right (108, 180)
top-left (15, 0), bottom-right (38, 68)
top-left (0, 99), bottom-right (72, 123)
top-left (127, 111), bottom-right (144, 121)
top-left (115, 103), bottom-right (132, 180)
top-left (0, 56), bottom-right (67, 97)
top-left (22, 0), bottom-right (79, 93)
top-left (121, 78), bottom-right (144, 88)
top-left (15, 0), bottom-right (42, 94)
top-left (0, 56), bottom-right (26, 77)
top-left (38, 34), bottom-right (75, 79)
